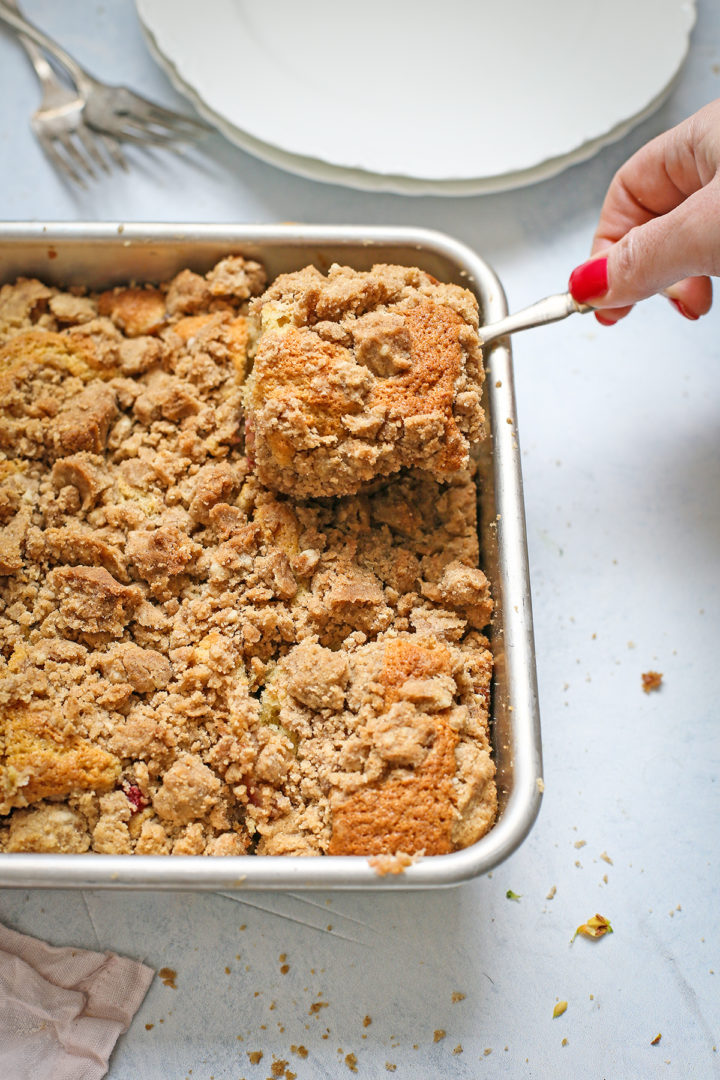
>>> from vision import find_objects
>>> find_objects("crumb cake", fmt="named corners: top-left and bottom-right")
top-left (245, 263), bottom-right (486, 497)
top-left (0, 257), bottom-right (496, 858)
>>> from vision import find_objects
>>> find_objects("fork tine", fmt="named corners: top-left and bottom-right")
top-left (36, 133), bottom-right (86, 188)
top-left (55, 129), bottom-right (96, 180)
top-left (140, 116), bottom-right (209, 139)
top-left (110, 109), bottom-right (208, 140)
top-left (75, 122), bottom-right (111, 174)
top-left (99, 131), bottom-right (128, 171)
top-left (125, 99), bottom-right (210, 131)
top-left (145, 109), bottom-right (210, 134)
top-left (99, 121), bottom-right (191, 146)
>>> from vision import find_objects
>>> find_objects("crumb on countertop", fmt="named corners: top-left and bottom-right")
top-left (572, 913), bottom-right (613, 941)
top-left (642, 670), bottom-right (663, 693)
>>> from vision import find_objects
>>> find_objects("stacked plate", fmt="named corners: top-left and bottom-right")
top-left (137, 0), bottom-right (697, 195)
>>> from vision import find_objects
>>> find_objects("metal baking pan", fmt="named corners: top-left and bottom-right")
top-left (0, 222), bottom-right (542, 889)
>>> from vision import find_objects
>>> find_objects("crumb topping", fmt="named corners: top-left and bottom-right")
top-left (0, 258), bottom-right (496, 857)
top-left (246, 263), bottom-right (486, 496)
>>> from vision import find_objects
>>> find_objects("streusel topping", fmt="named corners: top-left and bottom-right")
top-left (0, 258), bottom-right (496, 858)
top-left (245, 263), bottom-right (486, 497)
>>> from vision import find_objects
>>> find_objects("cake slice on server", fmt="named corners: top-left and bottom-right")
top-left (245, 263), bottom-right (487, 497)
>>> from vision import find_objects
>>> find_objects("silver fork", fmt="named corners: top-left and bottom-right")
top-left (0, 0), bottom-right (210, 145)
top-left (2, 0), bottom-right (124, 186)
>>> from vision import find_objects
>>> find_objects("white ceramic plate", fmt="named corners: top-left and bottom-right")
top-left (136, 0), bottom-right (697, 195)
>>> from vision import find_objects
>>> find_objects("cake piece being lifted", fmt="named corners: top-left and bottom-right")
top-left (245, 263), bottom-right (486, 497)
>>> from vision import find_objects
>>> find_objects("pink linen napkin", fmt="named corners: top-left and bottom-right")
top-left (0, 921), bottom-right (154, 1080)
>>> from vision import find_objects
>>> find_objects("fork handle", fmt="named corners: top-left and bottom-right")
top-left (478, 291), bottom-right (593, 347)
top-left (0, 0), bottom-right (90, 90)
top-left (0, 0), bottom-right (54, 90)
top-left (12, 27), bottom-right (62, 94)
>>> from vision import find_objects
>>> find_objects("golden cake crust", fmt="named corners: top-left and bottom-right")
top-left (1, 701), bottom-right (120, 814)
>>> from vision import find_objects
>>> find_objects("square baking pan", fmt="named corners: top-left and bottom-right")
top-left (0, 222), bottom-right (542, 889)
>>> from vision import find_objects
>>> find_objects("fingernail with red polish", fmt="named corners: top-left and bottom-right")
top-left (569, 257), bottom-right (609, 303)
top-left (668, 297), bottom-right (699, 321)
top-left (594, 312), bottom-right (617, 327)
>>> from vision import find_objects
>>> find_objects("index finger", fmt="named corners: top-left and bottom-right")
top-left (591, 103), bottom-right (720, 253)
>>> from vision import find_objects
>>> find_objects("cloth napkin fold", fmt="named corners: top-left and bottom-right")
top-left (0, 920), bottom-right (154, 1080)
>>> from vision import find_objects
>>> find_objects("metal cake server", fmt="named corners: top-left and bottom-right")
top-left (478, 291), bottom-right (592, 347)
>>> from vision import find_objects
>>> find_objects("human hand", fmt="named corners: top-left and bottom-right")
top-left (568, 99), bottom-right (720, 324)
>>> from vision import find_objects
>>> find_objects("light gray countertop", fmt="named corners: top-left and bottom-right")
top-left (1, 2), bottom-right (719, 1077)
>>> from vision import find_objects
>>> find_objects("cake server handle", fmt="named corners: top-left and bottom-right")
top-left (478, 291), bottom-right (593, 347)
